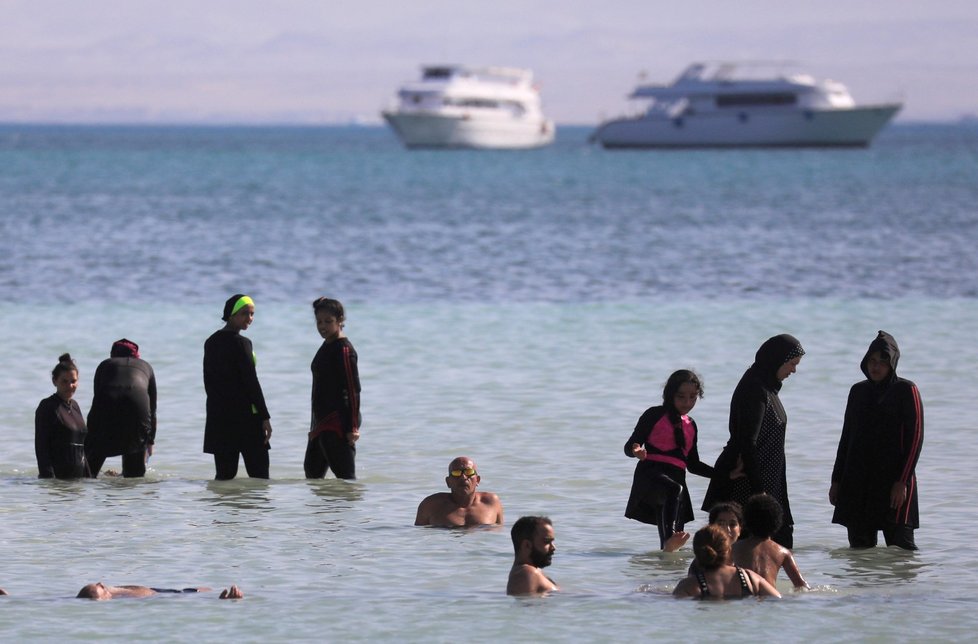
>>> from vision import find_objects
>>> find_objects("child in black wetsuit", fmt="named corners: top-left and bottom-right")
top-left (624, 370), bottom-right (715, 550)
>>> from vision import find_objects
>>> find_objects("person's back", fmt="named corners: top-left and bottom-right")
top-left (673, 525), bottom-right (780, 599)
top-left (732, 537), bottom-right (806, 588)
top-left (736, 493), bottom-right (808, 589)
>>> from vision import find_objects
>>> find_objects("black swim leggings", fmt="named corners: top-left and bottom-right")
top-left (303, 432), bottom-right (356, 480)
top-left (213, 447), bottom-right (269, 480)
top-left (847, 525), bottom-right (916, 551)
top-left (87, 451), bottom-right (147, 478)
top-left (649, 470), bottom-right (683, 548)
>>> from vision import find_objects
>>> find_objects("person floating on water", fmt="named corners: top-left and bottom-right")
top-left (86, 339), bottom-right (157, 478)
top-left (304, 297), bottom-right (361, 480)
top-left (35, 353), bottom-right (90, 479)
top-left (415, 456), bottom-right (503, 527)
top-left (507, 516), bottom-right (558, 596)
top-left (830, 331), bottom-right (923, 550)
top-left (624, 369), bottom-right (717, 551)
top-left (203, 294), bottom-right (273, 480)
top-left (76, 582), bottom-right (243, 600)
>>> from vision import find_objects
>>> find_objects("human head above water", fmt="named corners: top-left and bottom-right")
top-left (708, 501), bottom-right (744, 541)
top-left (510, 516), bottom-right (552, 553)
top-left (693, 524), bottom-right (733, 571)
top-left (754, 334), bottom-right (805, 383)
top-left (662, 369), bottom-right (704, 414)
top-left (743, 494), bottom-right (784, 539)
top-left (312, 297), bottom-right (346, 325)
top-left (77, 582), bottom-right (111, 600)
top-left (221, 294), bottom-right (255, 322)
top-left (51, 353), bottom-right (77, 380)
top-left (110, 338), bottom-right (139, 359)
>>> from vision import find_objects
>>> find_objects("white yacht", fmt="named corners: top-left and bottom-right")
top-left (382, 65), bottom-right (555, 149)
top-left (592, 62), bottom-right (901, 148)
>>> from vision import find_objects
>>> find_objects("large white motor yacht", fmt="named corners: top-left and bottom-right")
top-left (592, 62), bottom-right (901, 148)
top-left (382, 65), bottom-right (555, 149)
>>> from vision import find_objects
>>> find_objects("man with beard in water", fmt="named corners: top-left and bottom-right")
top-left (507, 516), bottom-right (558, 595)
top-left (414, 456), bottom-right (504, 527)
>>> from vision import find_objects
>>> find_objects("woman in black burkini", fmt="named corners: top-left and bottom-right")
top-left (304, 297), bottom-right (361, 480)
top-left (86, 339), bottom-right (157, 478)
top-left (830, 331), bottom-right (923, 550)
top-left (203, 294), bottom-right (273, 480)
top-left (35, 353), bottom-right (89, 479)
top-left (702, 334), bottom-right (804, 548)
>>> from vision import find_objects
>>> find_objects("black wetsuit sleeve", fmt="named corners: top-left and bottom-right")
top-left (341, 342), bottom-right (360, 434)
top-left (894, 382), bottom-right (924, 485)
top-left (729, 384), bottom-right (767, 492)
top-left (148, 366), bottom-right (158, 444)
top-left (623, 407), bottom-right (662, 457)
top-left (831, 385), bottom-right (859, 483)
top-left (237, 336), bottom-right (270, 420)
top-left (686, 419), bottom-right (715, 479)
top-left (35, 398), bottom-right (56, 478)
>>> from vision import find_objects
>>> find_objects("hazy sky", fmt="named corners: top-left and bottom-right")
top-left (2, 0), bottom-right (976, 124)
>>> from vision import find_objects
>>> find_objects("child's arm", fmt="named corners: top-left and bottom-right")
top-left (782, 550), bottom-right (809, 589)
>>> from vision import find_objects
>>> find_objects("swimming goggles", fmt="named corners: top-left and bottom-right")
top-left (449, 467), bottom-right (478, 478)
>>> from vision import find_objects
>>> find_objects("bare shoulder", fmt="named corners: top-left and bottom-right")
top-left (672, 576), bottom-right (698, 598)
top-left (414, 492), bottom-right (452, 525)
top-left (477, 491), bottom-right (501, 506)
top-left (507, 565), bottom-right (556, 596)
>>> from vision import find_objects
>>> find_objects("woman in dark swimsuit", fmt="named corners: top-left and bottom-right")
top-left (673, 525), bottom-right (780, 599)
top-left (35, 353), bottom-right (89, 479)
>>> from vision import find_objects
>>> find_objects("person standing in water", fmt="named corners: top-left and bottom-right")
top-left (35, 353), bottom-right (90, 479)
top-left (702, 334), bottom-right (804, 548)
top-left (830, 331), bottom-right (923, 550)
top-left (624, 369), bottom-right (715, 551)
top-left (85, 339), bottom-right (157, 478)
top-left (203, 294), bottom-right (273, 480)
top-left (304, 297), bottom-right (361, 480)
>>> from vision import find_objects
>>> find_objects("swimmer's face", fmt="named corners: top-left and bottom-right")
top-left (673, 382), bottom-right (699, 416)
top-left (865, 351), bottom-right (891, 384)
top-left (713, 511), bottom-right (741, 542)
top-left (229, 304), bottom-right (255, 331)
top-left (53, 370), bottom-right (79, 401)
top-left (446, 459), bottom-right (479, 491)
top-left (776, 356), bottom-right (801, 382)
top-left (315, 310), bottom-right (342, 342)
top-left (529, 524), bottom-right (556, 568)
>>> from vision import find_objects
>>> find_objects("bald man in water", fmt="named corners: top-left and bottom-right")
top-left (414, 456), bottom-right (504, 527)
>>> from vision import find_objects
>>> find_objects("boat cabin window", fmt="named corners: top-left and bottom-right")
top-left (715, 93), bottom-right (797, 107)
top-left (423, 67), bottom-right (454, 80)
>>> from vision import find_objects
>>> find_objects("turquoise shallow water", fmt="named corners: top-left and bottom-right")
top-left (1, 125), bottom-right (977, 641)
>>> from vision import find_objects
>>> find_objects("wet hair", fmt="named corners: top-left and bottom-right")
top-left (312, 297), bottom-right (345, 326)
top-left (693, 524), bottom-right (732, 571)
top-left (707, 501), bottom-right (744, 527)
top-left (743, 494), bottom-right (783, 538)
top-left (511, 516), bottom-right (551, 552)
top-left (661, 369), bottom-right (704, 451)
top-left (76, 583), bottom-right (101, 599)
top-left (51, 353), bottom-right (78, 380)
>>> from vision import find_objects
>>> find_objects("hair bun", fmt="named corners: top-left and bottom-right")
top-left (58, 353), bottom-right (73, 363)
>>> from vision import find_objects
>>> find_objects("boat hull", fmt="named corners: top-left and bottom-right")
top-left (383, 111), bottom-right (554, 149)
top-left (593, 104), bottom-right (901, 148)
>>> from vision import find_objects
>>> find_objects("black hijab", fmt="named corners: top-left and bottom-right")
top-left (752, 334), bottom-right (805, 391)
top-left (859, 330), bottom-right (900, 385)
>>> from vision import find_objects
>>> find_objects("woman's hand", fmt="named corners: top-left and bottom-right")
top-left (631, 443), bottom-right (647, 460)
top-left (262, 420), bottom-right (273, 446)
top-left (347, 428), bottom-right (360, 447)
top-left (890, 481), bottom-right (908, 509)
top-left (828, 482), bottom-right (839, 506)
top-left (729, 456), bottom-right (746, 480)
